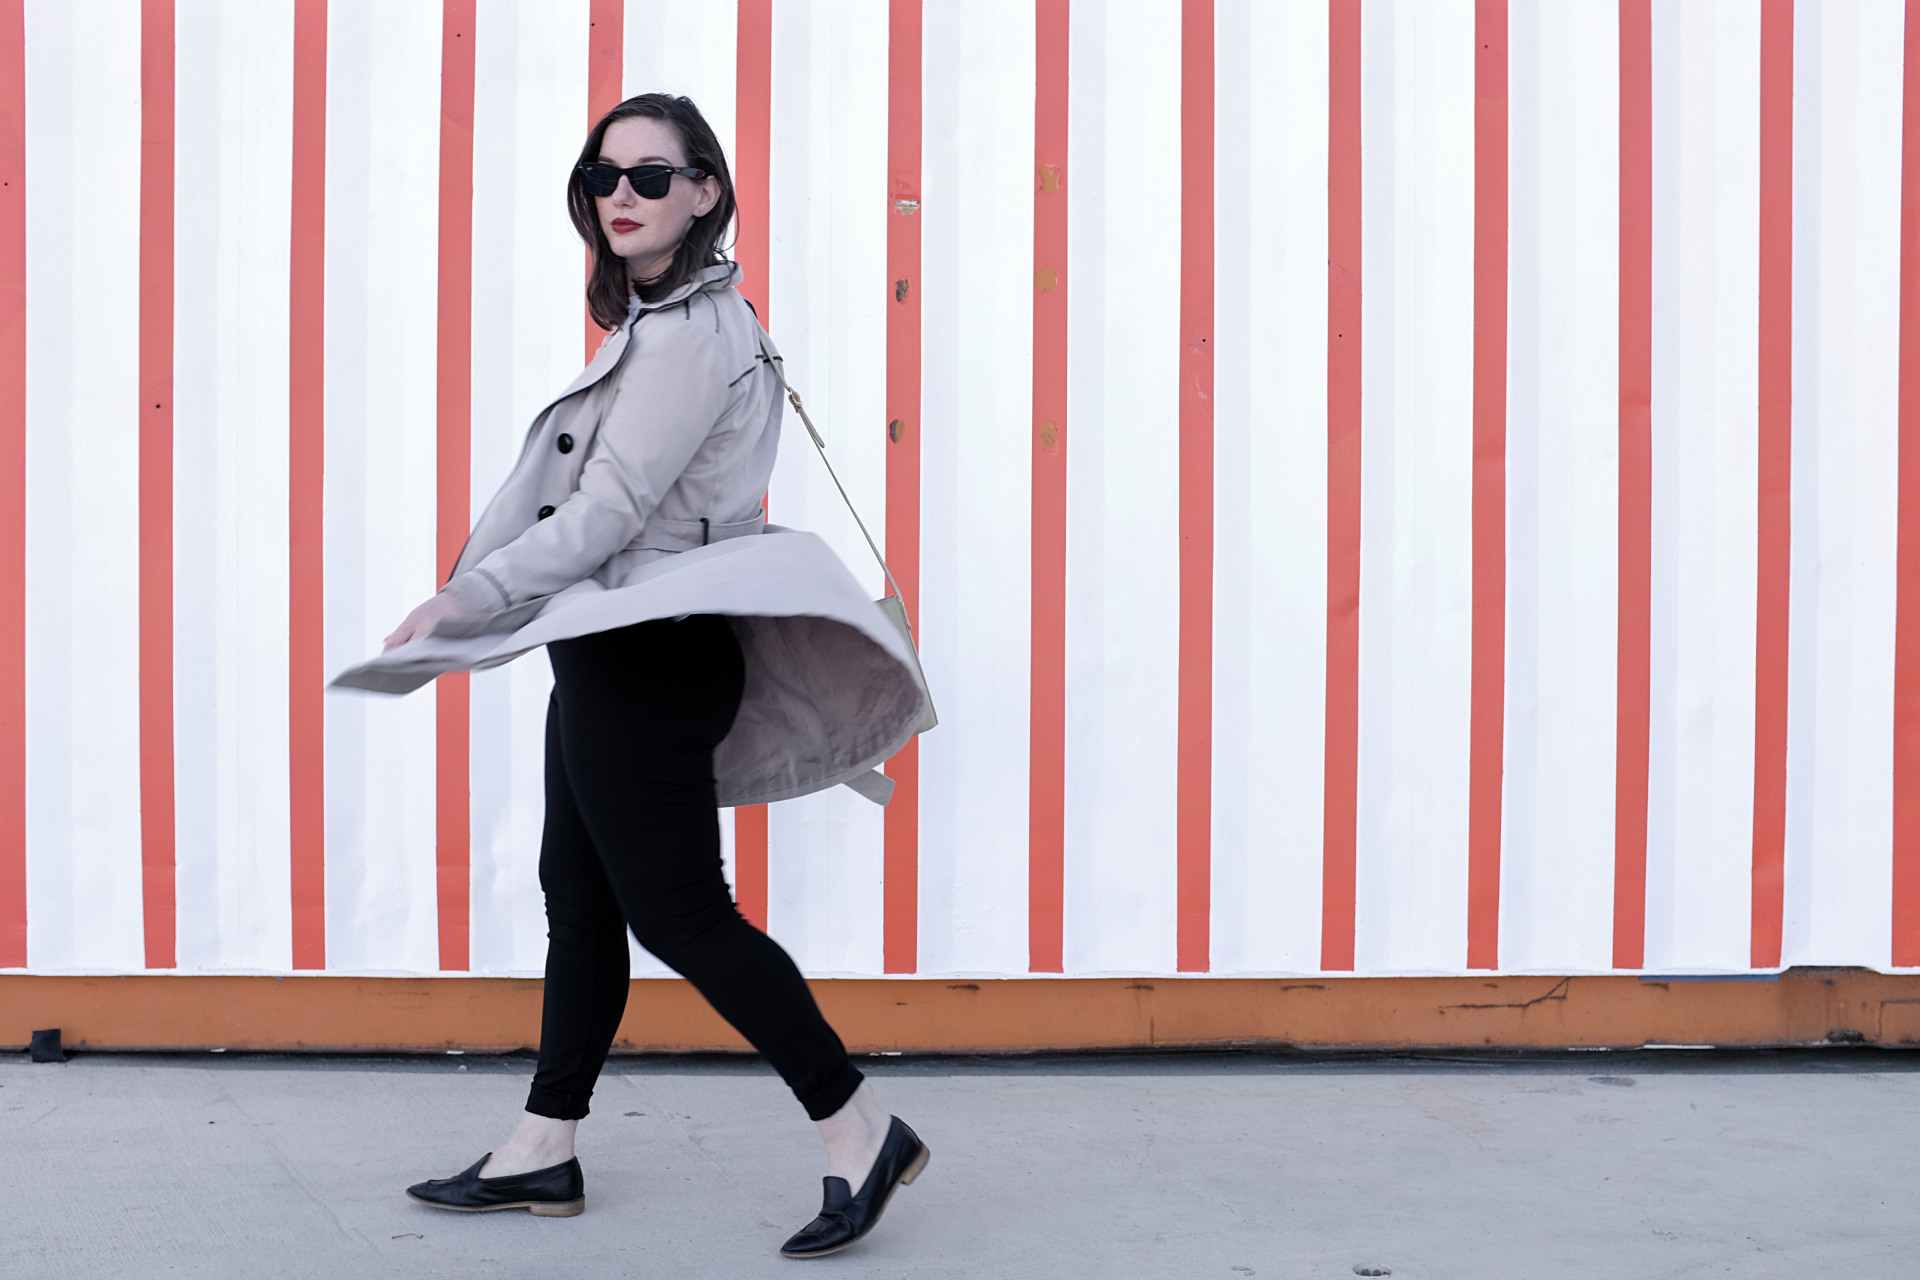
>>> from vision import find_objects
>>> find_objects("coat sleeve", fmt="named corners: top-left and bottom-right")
top-left (435, 311), bottom-right (733, 628)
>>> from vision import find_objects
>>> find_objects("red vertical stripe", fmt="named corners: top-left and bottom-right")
top-left (289, 0), bottom-right (329, 971)
top-left (435, 1), bottom-right (477, 973)
top-left (732, 0), bottom-right (773, 932)
top-left (0, 0), bottom-right (24, 969)
top-left (1466, 0), bottom-right (1509, 970)
top-left (587, 0), bottom-right (623, 151)
top-left (586, 0), bottom-right (622, 360)
top-left (1751, 0), bottom-right (1793, 970)
top-left (1176, 0), bottom-right (1214, 973)
top-left (1613, 0), bottom-right (1654, 970)
top-left (1321, 0), bottom-right (1363, 973)
top-left (735, 0), bottom-right (773, 320)
top-left (1028, 0), bottom-right (1069, 975)
top-left (883, 0), bottom-right (922, 975)
top-left (1893, 0), bottom-right (1920, 966)
top-left (139, 0), bottom-right (177, 971)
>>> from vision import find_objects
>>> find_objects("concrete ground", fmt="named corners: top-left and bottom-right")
top-left (1, 1047), bottom-right (1915, 1279)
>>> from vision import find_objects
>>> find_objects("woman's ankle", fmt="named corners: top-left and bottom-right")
top-left (480, 1113), bottom-right (578, 1176)
top-left (815, 1083), bottom-right (888, 1184)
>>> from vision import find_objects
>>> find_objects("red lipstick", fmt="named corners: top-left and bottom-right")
top-left (610, 219), bottom-right (641, 233)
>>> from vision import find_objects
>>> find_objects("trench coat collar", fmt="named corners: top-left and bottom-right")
top-left (631, 259), bottom-right (742, 314)
top-left (541, 261), bottom-right (745, 408)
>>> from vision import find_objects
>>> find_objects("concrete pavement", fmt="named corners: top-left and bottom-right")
top-left (2, 1047), bottom-right (1916, 1279)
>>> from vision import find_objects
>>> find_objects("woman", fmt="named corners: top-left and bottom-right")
top-left (349, 94), bottom-right (930, 1259)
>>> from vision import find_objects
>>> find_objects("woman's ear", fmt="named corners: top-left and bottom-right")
top-left (693, 175), bottom-right (720, 218)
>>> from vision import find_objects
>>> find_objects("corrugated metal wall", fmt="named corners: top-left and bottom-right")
top-left (2, 0), bottom-right (1915, 983)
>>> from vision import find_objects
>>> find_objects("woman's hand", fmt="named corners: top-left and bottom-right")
top-left (383, 592), bottom-right (462, 651)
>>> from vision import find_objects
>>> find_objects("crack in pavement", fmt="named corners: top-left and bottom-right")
top-left (210, 1069), bottom-right (373, 1252)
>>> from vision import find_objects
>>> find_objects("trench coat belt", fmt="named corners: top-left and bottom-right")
top-left (630, 513), bottom-right (765, 553)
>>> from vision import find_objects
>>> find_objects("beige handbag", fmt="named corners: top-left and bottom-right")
top-left (754, 332), bottom-right (938, 737)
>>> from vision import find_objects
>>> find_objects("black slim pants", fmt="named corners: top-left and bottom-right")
top-left (526, 614), bottom-right (864, 1123)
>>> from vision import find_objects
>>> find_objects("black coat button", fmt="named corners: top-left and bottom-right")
top-left (538, 505), bottom-right (556, 520)
top-left (556, 433), bottom-right (574, 454)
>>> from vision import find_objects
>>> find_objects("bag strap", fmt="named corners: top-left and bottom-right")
top-left (752, 330), bottom-right (914, 632)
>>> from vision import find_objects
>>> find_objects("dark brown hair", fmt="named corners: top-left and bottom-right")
top-left (569, 93), bottom-right (737, 330)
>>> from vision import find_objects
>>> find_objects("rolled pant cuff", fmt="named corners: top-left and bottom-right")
top-left (526, 1083), bottom-right (592, 1121)
top-left (798, 1062), bottom-right (865, 1122)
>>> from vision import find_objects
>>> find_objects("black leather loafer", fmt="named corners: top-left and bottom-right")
top-left (405, 1153), bottom-right (586, 1217)
top-left (780, 1116), bottom-right (929, 1259)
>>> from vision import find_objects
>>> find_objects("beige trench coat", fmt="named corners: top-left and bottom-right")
top-left (330, 262), bottom-right (923, 807)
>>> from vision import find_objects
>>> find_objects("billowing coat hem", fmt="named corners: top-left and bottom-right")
top-left (329, 529), bottom-right (926, 808)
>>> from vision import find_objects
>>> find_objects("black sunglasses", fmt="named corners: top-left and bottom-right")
top-left (576, 162), bottom-right (707, 200)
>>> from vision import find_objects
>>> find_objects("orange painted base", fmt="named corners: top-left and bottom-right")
top-left (3, 969), bottom-right (1919, 1054)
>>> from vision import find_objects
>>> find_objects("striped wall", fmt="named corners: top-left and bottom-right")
top-left (3, 0), bottom-right (1918, 982)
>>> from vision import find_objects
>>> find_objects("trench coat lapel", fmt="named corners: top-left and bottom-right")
top-left (541, 322), bottom-right (634, 411)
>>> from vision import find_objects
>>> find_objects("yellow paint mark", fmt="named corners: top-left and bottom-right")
top-left (1034, 267), bottom-right (1057, 293)
top-left (889, 418), bottom-right (907, 444)
top-left (1037, 163), bottom-right (1061, 194)
top-left (1037, 418), bottom-right (1057, 452)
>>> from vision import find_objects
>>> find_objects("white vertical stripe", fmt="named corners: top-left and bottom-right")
top-left (22, 0), bottom-right (147, 971)
top-left (172, 0), bottom-right (296, 971)
top-left (622, 0), bottom-right (737, 168)
top-left (321, 0), bottom-right (444, 973)
top-left (763, 0), bottom-right (888, 975)
top-left (1061, 0), bottom-right (1182, 975)
top-left (1210, 0), bottom-right (1328, 975)
top-left (1781, 0), bottom-right (1903, 970)
top-left (916, 0), bottom-right (1034, 976)
top-left (617, 3), bottom-right (743, 944)
top-left (467, 0), bottom-right (586, 976)
top-left (1498, 0), bottom-right (1620, 973)
top-left (1354, 0), bottom-right (1476, 974)
top-left (1644, 0), bottom-right (1760, 972)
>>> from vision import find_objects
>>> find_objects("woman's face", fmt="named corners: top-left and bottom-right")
top-left (595, 117), bottom-right (720, 285)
